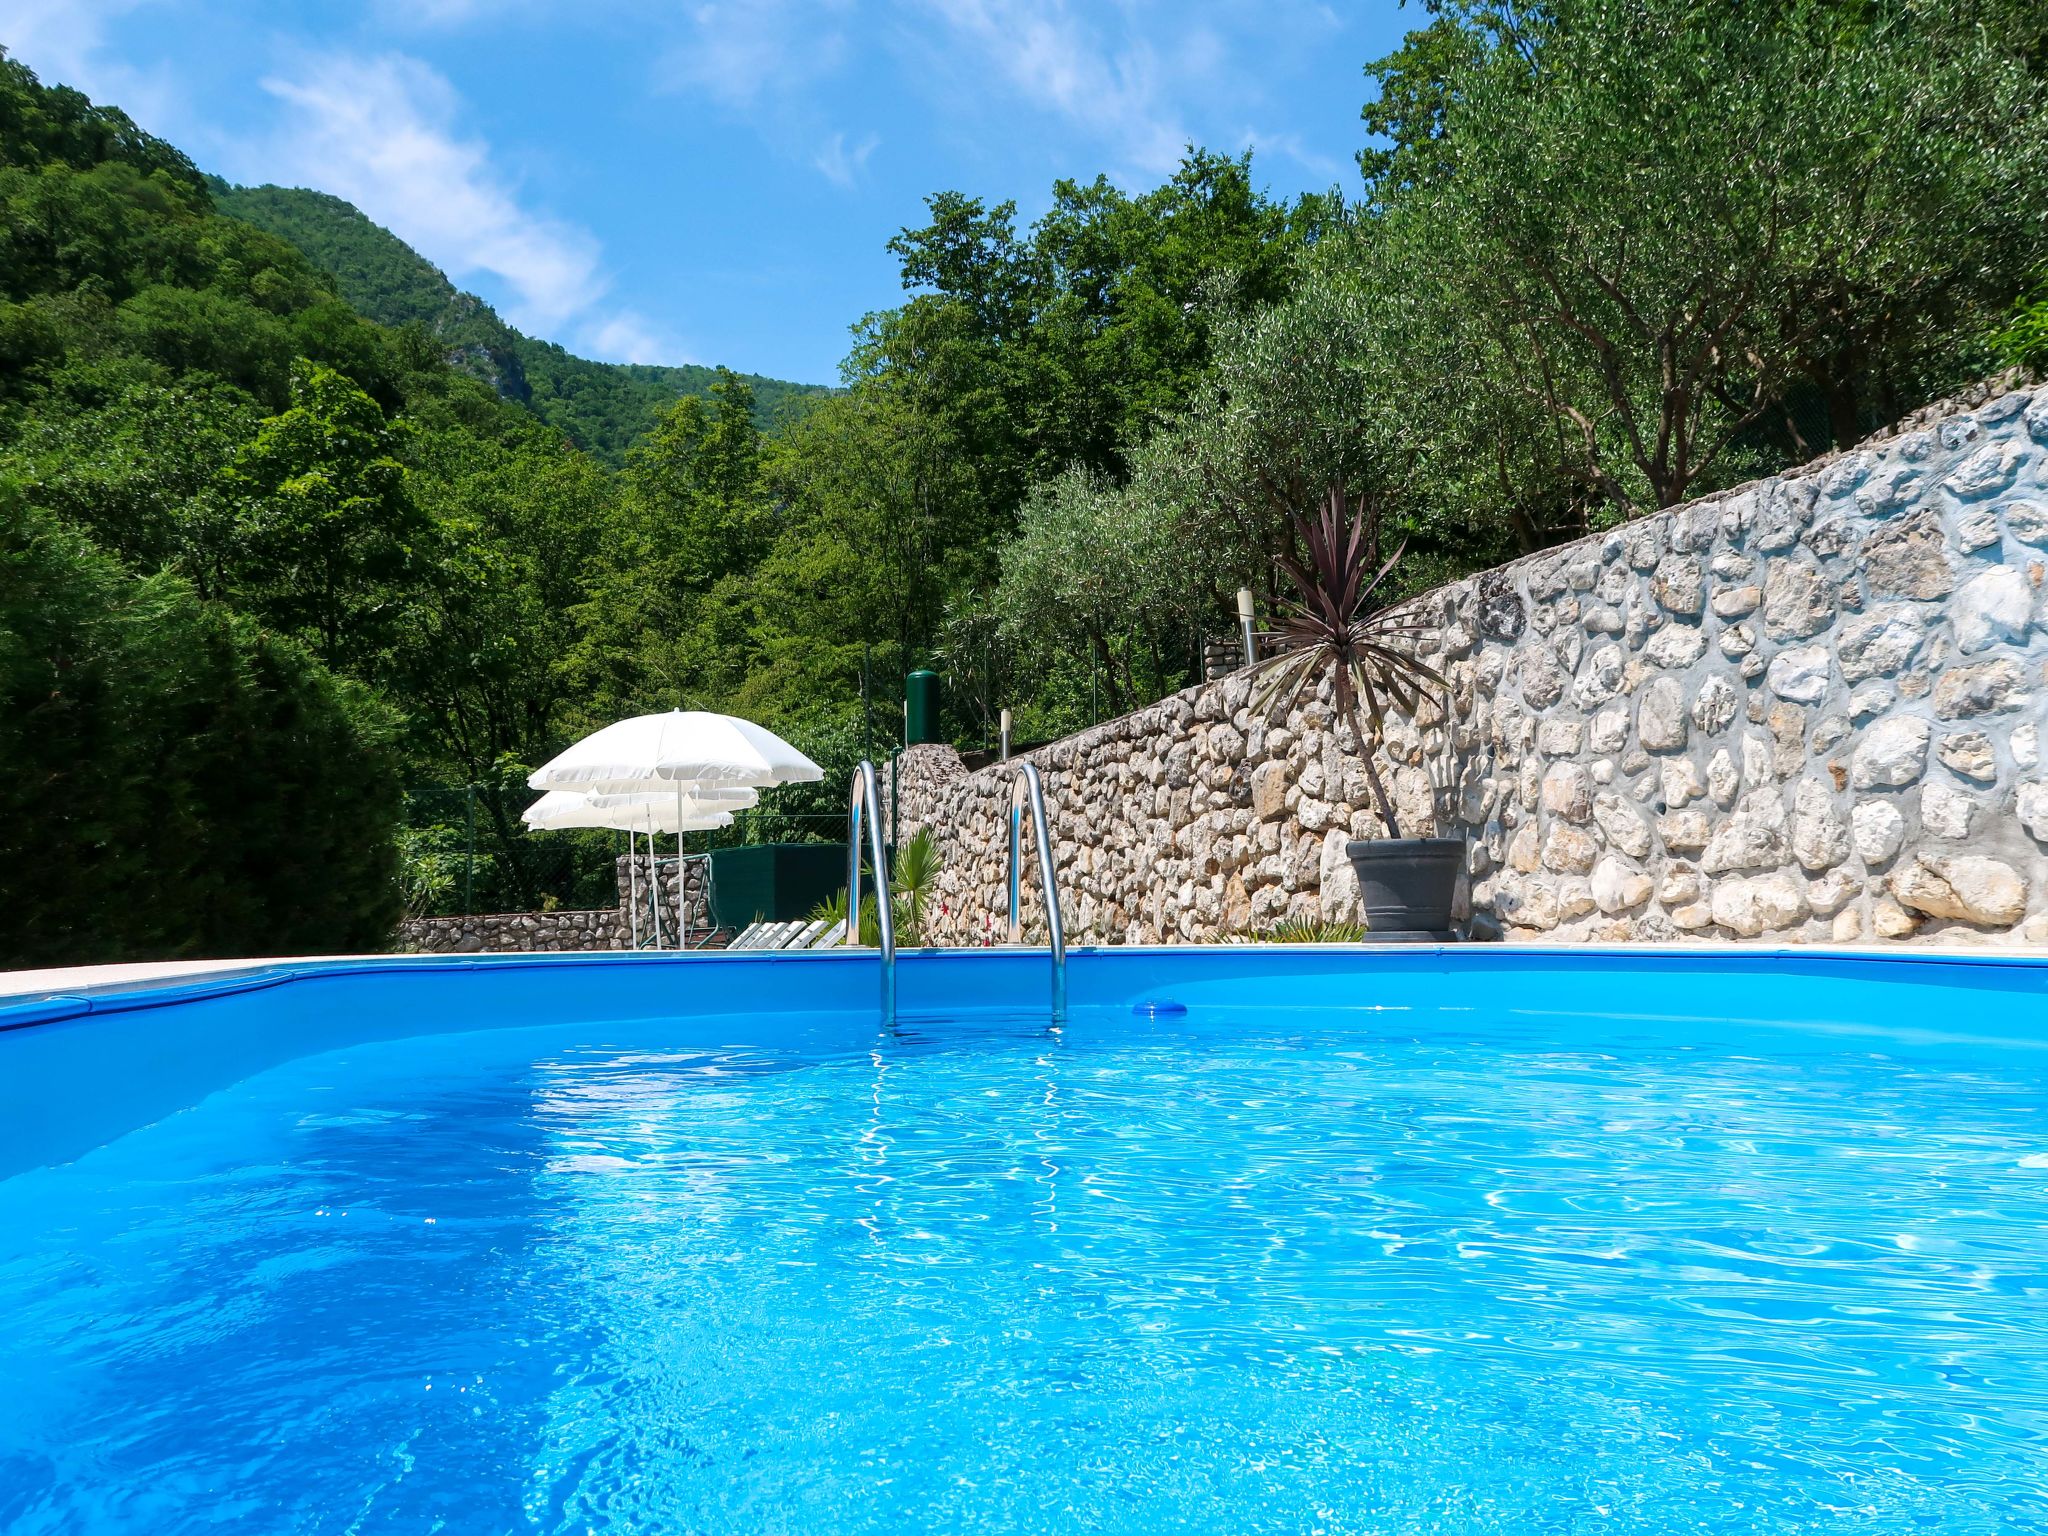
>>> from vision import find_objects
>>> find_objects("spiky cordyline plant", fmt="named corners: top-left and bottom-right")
top-left (1249, 485), bottom-right (1445, 840)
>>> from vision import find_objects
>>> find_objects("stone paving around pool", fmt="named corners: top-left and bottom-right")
top-left (893, 378), bottom-right (2048, 948)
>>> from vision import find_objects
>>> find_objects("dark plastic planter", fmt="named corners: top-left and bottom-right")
top-left (1345, 837), bottom-right (1464, 935)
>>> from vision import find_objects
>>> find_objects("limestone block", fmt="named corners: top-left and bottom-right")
top-left (1249, 760), bottom-right (1289, 822)
top-left (1831, 907), bottom-right (1864, 941)
top-left (1863, 509), bottom-right (1954, 600)
top-left (1542, 823), bottom-right (1599, 875)
top-left (1711, 876), bottom-right (1806, 937)
top-left (2018, 781), bottom-right (2048, 843)
top-left (1538, 718), bottom-right (1585, 757)
top-left (1660, 867), bottom-right (1702, 905)
top-left (1891, 854), bottom-right (2028, 927)
top-left (1838, 609), bottom-right (1925, 682)
top-left (1872, 897), bottom-right (1919, 938)
top-left (2006, 500), bottom-right (2048, 547)
top-left (1661, 756), bottom-right (1705, 808)
top-left (1574, 644), bottom-right (1626, 708)
top-left (1644, 626), bottom-right (1706, 668)
top-left (1741, 732), bottom-right (1773, 788)
top-left (1761, 559), bottom-right (1836, 639)
top-left (1919, 781), bottom-right (1976, 840)
top-left (1557, 878), bottom-right (1598, 920)
top-left (2028, 396), bottom-right (2048, 443)
top-left (1956, 507), bottom-right (2002, 553)
top-left (1711, 585), bottom-right (1762, 619)
top-left (1707, 749), bottom-right (1740, 807)
top-left (1520, 648), bottom-right (1567, 709)
top-left (1807, 869), bottom-right (1858, 916)
top-left (1590, 705), bottom-right (1630, 754)
top-left (1790, 778), bottom-right (1849, 870)
top-left (1850, 717), bottom-right (1931, 789)
top-left (1766, 644), bottom-right (1832, 703)
top-left (1692, 674), bottom-right (1741, 735)
top-left (1767, 703), bottom-right (1808, 777)
top-left (1541, 761), bottom-right (1593, 822)
top-left (1592, 793), bottom-right (1653, 858)
top-left (1944, 439), bottom-right (2026, 499)
top-left (1319, 830), bottom-right (1361, 923)
top-left (1637, 677), bottom-right (1689, 752)
top-left (1591, 856), bottom-right (1652, 913)
top-left (1933, 658), bottom-right (2025, 719)
top-left (1952, 565), bottom-right (2035, 654)
top-left (1936, 731), bottom-right (1997, 783)
top-left (2016, 724), bottom-right (2040, 771)
top-left (1670, 901), bottom-right (1714, 931)
top-left (1700, 791), bottom-right (1790, 874)
top-left (1653, 555), bottom-right (1704, 614)
top-left (1584, 604), bottom-right (1625, 636)
top-left (1509, 878), bottom-right (1562, 932)
top-left (1658, 810), bottom-right (1712, 855)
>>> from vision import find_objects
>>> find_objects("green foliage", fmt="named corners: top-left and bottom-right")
top-left (213, 180), bottom-right (825, 463)
top-left (10, 16), bottom-right (2048, 961)
top-left (807, 826), bottom-right (946, 946)
top-left (1995, 275), bottom-right (2048, 372)
top-left (1254, 918), bottom-right (1369, 943)
top-left (213, 362), bottom-right (428, 669)
top-left (0, 487), bottom-right (403, 963)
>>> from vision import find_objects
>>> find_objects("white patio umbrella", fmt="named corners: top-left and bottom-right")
top-left (528, 710), bottom-right (823, 794)
top-left (529, 712), bottom-right (822, 950)
top-left (584, 784), bottom-right (758, 813)
top-left (521, 791), bottom-right (734, 949)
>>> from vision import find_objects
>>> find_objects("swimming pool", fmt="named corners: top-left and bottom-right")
top-left (2, 947), bottom-right (2045, 1533)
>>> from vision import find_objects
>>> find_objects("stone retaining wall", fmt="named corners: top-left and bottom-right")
top-left (394, 854), bottom-right (713, 953)
top-left (396, 908), bottom-right (625, 953)
top-left (897, 380), bottom-right (2048, 947)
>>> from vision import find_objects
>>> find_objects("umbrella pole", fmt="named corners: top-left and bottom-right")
top-left (649, 826), bottom-right (666, 950)
top-left (627, 830), bottom-right (642, 950)
top-left (676, 786), bottom-right (689, 949)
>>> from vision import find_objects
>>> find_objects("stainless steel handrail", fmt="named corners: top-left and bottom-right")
top-left (847, 759), bottom-right (896, 1025)
top-left (1007, 761), bottom-right (1067, 1022)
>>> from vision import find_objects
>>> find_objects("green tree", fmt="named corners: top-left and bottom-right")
top-left (213, 361), bottom-right (427, 670)
top-left (1358, 0), bottom-right (2048, 516)
top-left (0, 487), bottom-right (403, 964)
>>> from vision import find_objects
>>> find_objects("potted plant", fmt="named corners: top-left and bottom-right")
top-left (1249, 485), bottom-right (1463, 935)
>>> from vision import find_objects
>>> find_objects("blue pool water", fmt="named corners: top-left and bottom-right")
top-left (1, 951), bottom-right (2046, 1533)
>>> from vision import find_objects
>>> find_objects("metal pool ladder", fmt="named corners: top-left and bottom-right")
top-left (1008, 762), bottom-right (1067, 1023)
top-left (847, 760), bottom-right (896, 1026)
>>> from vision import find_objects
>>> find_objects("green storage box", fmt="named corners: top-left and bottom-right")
top-left (707, 843), bottom-right (848, 928)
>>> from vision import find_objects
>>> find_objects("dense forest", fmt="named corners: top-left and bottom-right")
top-left (5, 0), bottom-right (2047, 963)
top-left (212, 182), bottom-right (822, 464)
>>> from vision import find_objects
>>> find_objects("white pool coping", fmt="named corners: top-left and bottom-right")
top-left (3, 941), bottom-right (2044, 1005)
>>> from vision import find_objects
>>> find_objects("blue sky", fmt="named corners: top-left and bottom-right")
top-left (1, 1), bottom-right (1410, 383)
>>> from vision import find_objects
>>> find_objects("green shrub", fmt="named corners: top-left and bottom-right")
top-left (0, 488), bottom-right (403, 963)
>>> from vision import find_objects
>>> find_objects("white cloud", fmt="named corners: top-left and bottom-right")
top-left (909, 0), bottom-right (1189, 176)
top-left (255, 53), bottom-right (613, 339)
top-left (813, 129), bottom-right (879, 188)
top-left (1239, 127), bottom-right (1345, 185)
top-left (0, 0), bottom-right (178, 129)
top-left (661, 0), bottom-right (850, 109)
top-left (582, 310), bottom-right (683, 365)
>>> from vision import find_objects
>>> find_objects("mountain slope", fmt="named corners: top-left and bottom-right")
top-left (213, 182), bottom-right (821, 463)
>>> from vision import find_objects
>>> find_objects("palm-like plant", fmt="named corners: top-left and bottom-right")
top-left (1249, 485), bottom-right (1445, 839)
top-left (808, 826), bottom-right (945, 946)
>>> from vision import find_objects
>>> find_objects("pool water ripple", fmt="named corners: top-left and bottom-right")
top-left (1, 1011), bottom-right (2046, 1532)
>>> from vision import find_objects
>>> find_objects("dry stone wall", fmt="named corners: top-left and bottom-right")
top-left (396, 908), bottom-right (625, 953)
top-left (393, 854), bottom-right (712, 953)
top-left (898, 382), bottom-right (2048, 947)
